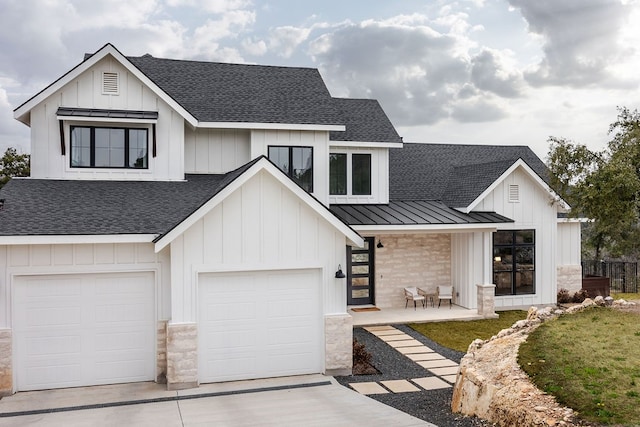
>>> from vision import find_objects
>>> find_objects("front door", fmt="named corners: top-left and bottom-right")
top-left (347, 237), bottom-right (375, 305)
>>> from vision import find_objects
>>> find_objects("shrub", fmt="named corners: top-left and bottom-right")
top-left (572, 289), bottom-right (590, 303)
top-left (353, 338), bottom-right (372, 366)
top-left (557, 288), bottom-right (572, 303)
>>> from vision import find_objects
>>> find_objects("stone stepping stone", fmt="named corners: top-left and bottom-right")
top-left (369, 329), bottom-right (402, 336)
top-left (441, 374), bottom-right (458, 383)
top-left (364, 325), bottom-right (395, 332)
top-left (397, 346), bottom-right (432, 354)
top-left (411, 376), bottom-right (451, 390)
top-left (407, 353), bottom-right (442, 361)
top-left (386, 339), bottom-right (423, 348)
top-left (380, 380), bottom-right (420, 393)
top-left (416, 359), bottom-right (458, 369)
top-left (429, 366), bottom-right (459, 376)
top-left (378, 334), bottom-right (411, 342)
top-left (349, 382), bottom-right (389, 394)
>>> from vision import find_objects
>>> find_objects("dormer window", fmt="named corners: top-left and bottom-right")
top-left (70, 126), bottom-right (148, 169)
top-left (330, 152), bottom-right (371, 196)
top-left (268, 146), bottom-right (313, 192)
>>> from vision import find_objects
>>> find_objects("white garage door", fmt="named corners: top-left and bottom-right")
top-left (14, 272), bottom-right (156, 391)
top-left (199, 269), bottom-right (322, 383)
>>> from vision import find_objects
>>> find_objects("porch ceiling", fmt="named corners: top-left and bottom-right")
top-left (330, 200), bottom-right (513, 226)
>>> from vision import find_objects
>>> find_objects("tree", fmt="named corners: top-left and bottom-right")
top-left (547, 107), bottom-right (640, 260)
top-left (0, 147), bottom-right (30, 188)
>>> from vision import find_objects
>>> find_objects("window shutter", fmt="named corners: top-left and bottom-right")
top-left (102, 72), bottom-right (119, 95)
top-left (508, 184), bottom-right (519, 202)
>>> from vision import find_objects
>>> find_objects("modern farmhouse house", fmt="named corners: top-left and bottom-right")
top-left (0, 43), bottom-right (581, 394)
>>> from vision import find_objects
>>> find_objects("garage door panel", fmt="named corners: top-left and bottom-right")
top-left (199, 269), bottom-right (322, 383)
top-left (14, 272), bottom-right (155, 391)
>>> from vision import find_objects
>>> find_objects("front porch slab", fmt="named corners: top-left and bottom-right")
top-left (350, 305), bottom-right (485, 327)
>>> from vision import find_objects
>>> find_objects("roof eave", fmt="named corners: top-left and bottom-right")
top-left (198, 122), bottom-right (345, 131)
top-left (330, 140), bottom-right (403, 148)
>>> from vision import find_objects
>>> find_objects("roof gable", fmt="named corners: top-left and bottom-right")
top-left (389, 143), bottom-right (555, 207)
top-left (13, 43), bottom-right (197, 127)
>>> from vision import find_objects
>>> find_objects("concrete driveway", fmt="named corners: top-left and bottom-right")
top-left (0, 375), bottom-right (435, 426)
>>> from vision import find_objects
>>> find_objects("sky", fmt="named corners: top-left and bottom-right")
top-left (1, 0), bottom-right (640, 161)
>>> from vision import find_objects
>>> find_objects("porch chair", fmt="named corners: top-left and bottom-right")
top-left (404, 287), bottom-right (425, 310)
top-left (437, 285), bottom-right (453, 309)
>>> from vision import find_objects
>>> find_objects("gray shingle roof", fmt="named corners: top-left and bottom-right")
top-left (128, 55), bottom-right (342, 126)
top-left (329, 98), bottom-right (402, 144)
top-left (389, 143), bottom-right (550, 207)
top-left (0, 158), bottom-right (259, 237)
top-left (330, 201), bottom-right (512, 226)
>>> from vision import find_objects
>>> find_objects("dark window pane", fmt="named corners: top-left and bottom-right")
top-left (352, 253), bottom-right (369, 263)
top-left (129, 129), bottom-right (148, 168)
top-left (329, 153), bottom-right (347, 195)
top-left (493, 247), bottom-right (513, 271)
top-left (494, 272), bottom-right (512, 296)
top-left (292, 147), bottom-right (313, 192)
top-left (493, 230), bottom-right (513, 245)
top-left (352, 265), bottom-right (369, 275)
top-left (268, 146), bottom-right (289, 174)
top-left (70, 127), bottom-right (91, 167)
top-left (516, 230), bottom-right (534, 244)
top-left (95, 128), bottom-right (125, 167)
top-left (351, 277), bottom-right (369, 287)
top-left (352, 154), bottom-right (371, 195)
top-left (516, 270), bottom-right (534, 294)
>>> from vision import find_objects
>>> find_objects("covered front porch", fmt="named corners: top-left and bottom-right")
top-left (349, 303), bottom-right (492, 327)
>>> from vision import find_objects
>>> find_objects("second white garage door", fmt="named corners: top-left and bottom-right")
top-left (198, 269), bottom-right (322, 383)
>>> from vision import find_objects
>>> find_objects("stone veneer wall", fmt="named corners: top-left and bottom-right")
top-left (375, 234), bottom-right (451, 308)
top-left (557, 265), bottom-right (582, 294)
top-left (324, 314), bottom-right (352, 376)
top-left (0, 329), bottom-right (11, 396)
top-left (166, 322), bottom-right (198, 390)
top-left (157, 320), bottom-right (168, 384)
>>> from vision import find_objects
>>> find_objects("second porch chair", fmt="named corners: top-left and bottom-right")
top-left (437, 285), bottom-right (453, 308)
top-left (404, 287), bottom-right (425, 310)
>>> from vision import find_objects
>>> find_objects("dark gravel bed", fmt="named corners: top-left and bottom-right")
top-left (335, 325), bottom-right (494, 427)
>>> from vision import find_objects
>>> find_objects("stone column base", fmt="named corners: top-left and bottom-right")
top-left (157, 320), bottom-right (168, 384)
top-left (0, 329), bottom-right (12, 396)
top-left (324, 314), bottom-right (352, 376)
top-left (166, 322), bottom-right (198, 390)
top-left (476, 284), bottom-right (497, 318)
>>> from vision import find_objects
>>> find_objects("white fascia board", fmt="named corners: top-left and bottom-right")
top-left (462, 159), bottom-right (570, 213)
top-left (197, 122), bottom-right (345, 132)
top-left (56, 116), bottom-right (157, 124)
top-left (353, 224), bottom-right (499, 234)
top-left (558, 217), bottom-right (590, 223)
top-left (14, 44), bottom-right (197, 127)
top-left (0, 234), bottom-right (156, 245)
top-left (154, 158), bottom-right (363, 252)
top-left (329, 141), bottom-right (404, 149)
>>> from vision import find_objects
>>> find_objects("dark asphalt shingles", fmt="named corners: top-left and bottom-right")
top-left (336, 325), bottom-right (493, 427)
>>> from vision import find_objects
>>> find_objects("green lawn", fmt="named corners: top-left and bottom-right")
top-left (408, 310), bottom-right (528, 353)
top-left (519, 308), bottom-right (640, 425)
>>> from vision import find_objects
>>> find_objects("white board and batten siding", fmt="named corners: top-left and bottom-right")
top-left (249, 129), bottom-right (331, 205)
top-left (30, 55), bottom-right (185, 181)
top-left (328, 147), bottom-right (390, 205)
top-left (184, 128), bottom-right (251, 174)
top-left (471, 166), bottom-right (560, 307)
top-left (557, 221), bottom-right (581, 265)
top-left (168, 169), bottom-right (348, 324)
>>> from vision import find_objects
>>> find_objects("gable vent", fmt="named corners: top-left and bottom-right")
top-left (102, 72), bottom-right (119, 95)
top-left (508, 184), bottom-right (520, 202)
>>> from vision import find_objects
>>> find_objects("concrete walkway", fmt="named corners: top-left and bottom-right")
top-left (0, 374), bottom-right (436, 426)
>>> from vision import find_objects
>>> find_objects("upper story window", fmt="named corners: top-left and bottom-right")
top-left (330, 152), bottom-right (371, 196)
top-left (268, 146), bottom-right (313, 192)
top-left (70, 126), bottom-right (148, 169)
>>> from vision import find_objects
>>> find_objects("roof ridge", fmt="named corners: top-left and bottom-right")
top-left (128, 54), bottom-right (319, 71)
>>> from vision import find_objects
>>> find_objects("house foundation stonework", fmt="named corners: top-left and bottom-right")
top-left (324, 314), bottom-right (353, 376)
top-left (557, 265), bottom-right (582, 294)
top-left (166, 322), bottom-right (198, 390)
top-left (157, 320), bottom-right (168, 384)
top-left (375, 234), bottom-right (451, 308)
top-left (0, 329), bottom-right (11, 396)
top-left (476, 284), bottom-right (497, 318)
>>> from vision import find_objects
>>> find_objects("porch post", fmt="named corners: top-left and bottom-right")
top-left (476, 284), bottom-right (497, 318)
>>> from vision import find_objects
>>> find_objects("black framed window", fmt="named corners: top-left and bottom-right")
top-left (352, 154), bottom-right (371, 195)
top-left (329, 152), bottom-right (371, 196)
top-left (71, 126), bottom-right (148, 169)
top-left (329, 153), bottom-right (347, 195)
top-left (493, 230), bottom-right (535, 296)
top-left (268, 146), bottom-right (313, 192)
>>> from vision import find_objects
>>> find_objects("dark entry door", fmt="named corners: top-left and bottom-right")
top-left (347, 237), bottom-right (375, 305)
